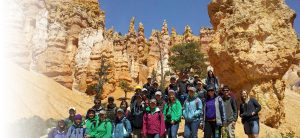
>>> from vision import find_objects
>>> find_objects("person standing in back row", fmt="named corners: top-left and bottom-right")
top-left (221, 86), bottom-right (238, 138)
top-left (240, 90), bottom-right (261, 138)
top-left (205, 70), bottom-right (219, 93)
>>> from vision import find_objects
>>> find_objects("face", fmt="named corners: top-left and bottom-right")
top-left (170, 79), bottom-right (176, 84)
top-left (108, 99), bottom-right (114, 104)
top-left (75, 119), bottom-right (82, 125)
top-left (153, 83), bottom-right (158, 88)
top-left (99, 113), bottom-right (106, 121)
top-left (169, 94), bottom-right (176, 102)
top-left (147, 78), bottom-right (151, 83)
top-left (223, 89), bottom-right (230, 97)
top-left (241, 91), bottom-right (248, 100)
top-left (88, 111), bottom-right (95, 119)
top-left (137, 97), bottom-right (142, 103)
top-left (208, 90), bottom-right (215, 98)
top-left (117, 111), bottom-right (123, 119)
top-left (188, 90), bottom-right (195, 97)
top-left (69, 110), bottom-right (76, 117)
top-left (150, 102), bottom-right (156, 109)
top-left (58, 121), bottom-right (65, 129)
top-left (94, 100), bottom-right (101, 106)
top-left (197, 83), bottom-right (202, 89)
top-left (209, 71), bottom-right (213, 77)
top-left (136, 89), bottom-right (142, 93)
top-left (155, 94), bottom-right (161, 100)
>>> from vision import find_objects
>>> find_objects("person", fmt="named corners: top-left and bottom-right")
top-left (92, 98), bottom-right (104, 115)
top-left (48, 120), bottom-right (67, 138)
top-left (177, 77), bottom-right (188, 106)
top-left (66, 114), bottom-right (86, 138)
top-left (107, 96), bottom-right (117, 122)
top-left (142, 88), bottom-right (150, 99)
top-left (143, 76), bottom-right (152, 91)
top-left (205, 70), bottom-right (219, 93)
top-left (141, 90), bottom-right (150, 108)
top-left (97, 110), bottom-right (113, 138)
top-left (155, 91), bottom-right (166, 111)
top-left (113, 109), bottom-right (132, 138)
top-left (203, 87), bottom-right (226, 138)
top-left (192, 75), bottom-right (200, 87)
top-left (183, 87), bottom-right (203, 138)
top-left (149, 81), bottom-right (161, 99)
top-left (130, 94), bottom-right (146, 138)
top-left (196, 81), bottom-right (207, 104)
top-left (130, 86), bottom-right (143, 104)
top-left (240, 90), bottom-right (261, 138)
top-left (163, 91), bottom-right (182, 138)
top-left (164, 76), bottom-right (179, 100)
top-left (65, 107), bottom-right (76, 128)
top-left (221, 86), bottom-right (238, 138)
top-left (120, 97), bottom-right (131, 119)
top-left (142, 99), bottom-right (165, 138)
top-left (84, 108), bottom-right (99, 138)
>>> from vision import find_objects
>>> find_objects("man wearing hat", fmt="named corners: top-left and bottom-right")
top-left (149, 81), bottom-right (161, 99)
top-left (155, 91), bottom-right (166, 111)
top-left (143, 76), bottom-right (152, 91)
top-left (164, 76), bottom-right (179, 101)
top-left (65, 107), bottom-right (76, 128)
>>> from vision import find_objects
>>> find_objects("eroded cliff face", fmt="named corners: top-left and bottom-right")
top-left (208, 0), bottom-right (299, 128)
top-left (9, 0), bottom-right (208, 97)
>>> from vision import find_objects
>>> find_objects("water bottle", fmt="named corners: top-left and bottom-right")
top-left (215, 128), bottom-right (219, 138)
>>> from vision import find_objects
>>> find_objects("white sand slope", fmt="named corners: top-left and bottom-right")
top-left (1, 62), bottom-right (92, 123)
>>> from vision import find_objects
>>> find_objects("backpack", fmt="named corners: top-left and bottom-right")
top-left (70, 125), bottom-right (86, 137)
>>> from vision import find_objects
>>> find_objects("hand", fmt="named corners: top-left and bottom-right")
top-left (171, 120), bottom-right (175, 125)
top-left (199, 124), bottom-right (203, 130)
top-left (84, 135), bottom-right (90, 138)
top-left (251, 112), bottom-right (256, 116)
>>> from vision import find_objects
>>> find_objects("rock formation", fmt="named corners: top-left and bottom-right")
top-left (199, 27), bottom-right (214, 54)
top-left (208, 0), bottom-right (299, 128)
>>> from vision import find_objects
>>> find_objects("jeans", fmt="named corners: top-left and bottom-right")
top-left (204, 121), bottom-right (221, 138)
top-left (147, 134), bottom-right (160, 138)
top-left (166, 122), bottom-right (179, 138)
top-left (184, 120), bottom-right (200, 138)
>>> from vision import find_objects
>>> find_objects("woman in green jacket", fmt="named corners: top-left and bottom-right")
top-left (84, 108), bottom-right (100, 138)
top-left (97, 110), bottom-right (112, 138)
top-left (163, 90), bottom-right (182, 138)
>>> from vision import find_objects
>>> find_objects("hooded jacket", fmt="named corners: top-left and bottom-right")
top-left (84, 109), bottom-right (100, 138)
top-left (142, 107), bottom-right (165, 136)
top-left (97, 119), bottom-right (112, 138)
top-left (203, 96), bottom-right (226, 126)
top-left (183, 96), bottom-right (203, 122)
top-left (163, 99), bottom-right (182, 123)
top-left (66, 123), bottom-right (85, 138)
top-left (113, 116), bottom-right (132, 138)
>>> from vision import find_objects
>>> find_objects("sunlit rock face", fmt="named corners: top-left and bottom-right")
top-left (207, 0), bottom-right (299, 128)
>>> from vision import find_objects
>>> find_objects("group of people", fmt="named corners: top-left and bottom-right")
top-left (48, 70), bottom-right (261, 138)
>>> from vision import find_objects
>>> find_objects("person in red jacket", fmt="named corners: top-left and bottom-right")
top-left (142, 99), bottom-right (165, 138)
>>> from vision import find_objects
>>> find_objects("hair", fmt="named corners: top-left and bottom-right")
top-left (207, 70), bottom-right (216, 78)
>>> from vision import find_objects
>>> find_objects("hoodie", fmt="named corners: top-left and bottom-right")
top-left (142, 107), bottom-right (165, 136)
top-left (183, 96), bottom-right (203, 122)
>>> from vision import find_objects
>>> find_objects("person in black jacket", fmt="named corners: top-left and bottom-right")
top-left (240, 90), bottom-right (261, 138)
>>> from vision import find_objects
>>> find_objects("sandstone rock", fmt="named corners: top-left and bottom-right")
top-left (199, 27), bottom-right (214, 54)
top-left (208, 0), bottom-right (299, 128)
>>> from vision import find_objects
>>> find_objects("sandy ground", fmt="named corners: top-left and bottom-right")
top-left (3, 62), bottom-right (93, 122)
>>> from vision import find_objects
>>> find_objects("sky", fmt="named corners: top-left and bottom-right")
top-left (100, 0), bottom-right (300, 38)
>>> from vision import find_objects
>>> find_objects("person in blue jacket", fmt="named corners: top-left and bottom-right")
top-left (183, 87), bottom-right (203, 138)
top-left (113, 109), bottom-right (132, 138)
